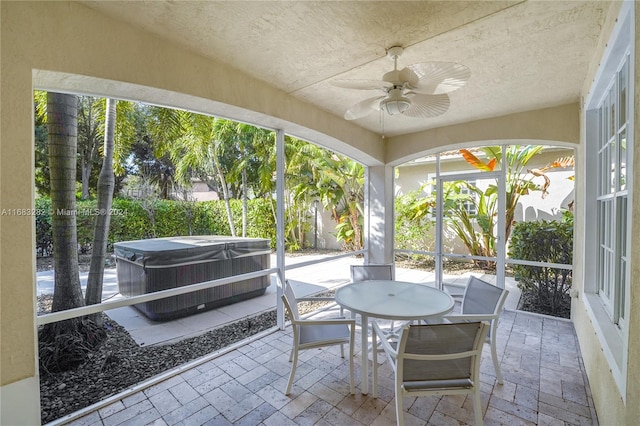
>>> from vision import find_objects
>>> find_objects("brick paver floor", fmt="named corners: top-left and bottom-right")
top-left (65, 309), bottom-right (597, 426)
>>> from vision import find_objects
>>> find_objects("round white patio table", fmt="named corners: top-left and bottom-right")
top-left (335, 280), bottom-right (455, 394)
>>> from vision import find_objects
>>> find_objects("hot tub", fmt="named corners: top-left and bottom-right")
top-left (115, 236), bottom-right (271, 320)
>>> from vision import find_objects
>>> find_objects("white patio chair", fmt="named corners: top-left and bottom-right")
top-left (372, 321), bottom-right (490, 426)
top-left (350, 264), bottom-right (395, 282)
top-left (443, 276), bottom-right (509, 384)
top-left (282, 281), bottom-right (355, 395)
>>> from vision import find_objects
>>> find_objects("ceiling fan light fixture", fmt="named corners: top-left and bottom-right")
top-left (381, 98), bottom-right (410, 115)
top-left (381, 88), bottom-right (411, 115)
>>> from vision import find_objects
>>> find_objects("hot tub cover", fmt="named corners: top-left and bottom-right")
top-left (114, 235), bottom-right (271, 267)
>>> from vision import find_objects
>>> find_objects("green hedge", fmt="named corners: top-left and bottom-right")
top-left (35, 197), bottom-right (277, 256)
top-left (508, 214), bottom-right (573, 318)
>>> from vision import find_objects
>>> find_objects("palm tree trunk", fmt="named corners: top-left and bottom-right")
top-left (47, 93), bottom-right (84, 312)
top-left (81, 158), bottom-right (92, 200)
top-left (47, 92), bottom-right (85, 312)
top-left (213, 155), bottom-right (236, 236)
top-left (85, 99), bottom-right (116, 306)
top-left (39, 93), bottom-right (107, 373)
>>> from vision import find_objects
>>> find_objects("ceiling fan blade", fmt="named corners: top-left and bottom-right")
top-left (331, 79), bottom-right (392, 91)
top-left (404, 62), bottom-right (470, 94)
top-left (402, 93), bottom-right (450, 118)
top-left (344, 96), bottom-right (384, 120)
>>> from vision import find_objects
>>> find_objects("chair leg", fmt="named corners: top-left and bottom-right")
top-left (490, 321), bottom-right (503, 385)
top-left (372, 328), bottom-right (378, 398)
top-left (395, 383), bottom-right (404, 426)
top-left (349, 334), bottom-right (355, 395)
top-left (285, 347), bottom-right (299, 395)
top-left (473, 389), bottom-right (484, 426)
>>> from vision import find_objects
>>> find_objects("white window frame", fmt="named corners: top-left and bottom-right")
top-left (458, 179), bottom-right (478, 215)
top-left (583, 0), bottom-right (634, 399)
top-left (425, 173), bottom-right (479, 217)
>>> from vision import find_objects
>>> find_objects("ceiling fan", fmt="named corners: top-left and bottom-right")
top-left (332, 46), bottom-right (470, 120)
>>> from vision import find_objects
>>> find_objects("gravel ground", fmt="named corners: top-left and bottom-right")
top-left (37, 294), bottom-right (331, 424)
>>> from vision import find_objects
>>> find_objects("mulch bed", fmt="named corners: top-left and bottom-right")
top-left (37, 292), bottom-right (333, 424)
top-left (37, 297), bottom-right (279, 424)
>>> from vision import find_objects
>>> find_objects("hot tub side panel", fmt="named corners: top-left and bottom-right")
top-left (115, 237), bottom-right (270, 321)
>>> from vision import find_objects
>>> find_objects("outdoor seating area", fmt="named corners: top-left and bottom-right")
top-left (4, 3), bottom-right (638, 425)
top-left (64, 304), bottom-right (596, 425)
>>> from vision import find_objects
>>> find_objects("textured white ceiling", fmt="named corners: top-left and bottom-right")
top-left (83, 1), bottom-right (607, 137)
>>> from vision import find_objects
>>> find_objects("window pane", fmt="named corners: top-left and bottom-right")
top-left (610, 141), bottom-right (617, 194)
top-left (598, 143), bottom-right (613, 195)
top-left (619, 257), bottom-right (626, 321)
top-left (597, 144), bottom-right (605, 196)
top-left (619, 196), bottom-right (627, 257)
top-left (609, 87), bottom-right (616, 139)
top-left (616, 196), bottom-right (628, 321)
top-left (619, 128), bottom-right (627, 191)
top-left (599, 107), bottom-right (605, 149)
top-left (619, 59), bottom-right (627, 127)
top-left (600, 200), bottom-right (611, 249)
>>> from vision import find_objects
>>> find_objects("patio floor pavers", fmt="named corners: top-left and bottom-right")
top-left (63, 308), bottom-right (597, 426)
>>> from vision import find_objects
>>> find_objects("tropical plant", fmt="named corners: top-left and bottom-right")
top-left (409, 145), bottom-right (571, 268)
top-left (34, 92), bottom-right (137, 198)
top-left (315, 153), bottom-right (364, 251)
top-left (77, 96), bottom-right (104, 199)
top-left (395, 189), bottom-right (435, 253)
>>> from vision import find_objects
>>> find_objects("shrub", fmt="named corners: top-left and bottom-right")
top-left (35, 197), bottom-right (278, 256)
top-left (394, 190), bottom-right (435, 265)
top-left (394, 190), bottom-right (435, 252)
top-left (35, 197), bottom-right (53, 256)
top-left (508, 213), bottom-right (573, 318)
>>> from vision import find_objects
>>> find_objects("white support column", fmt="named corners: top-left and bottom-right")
top-left (496, 145), bottom-right (507, 289)
top-left (276, 129), bottom-right (286, 329)
top-left (435, 155), bottom-right (443, 290)
top-left (366, 165), bottom-right (395, 264)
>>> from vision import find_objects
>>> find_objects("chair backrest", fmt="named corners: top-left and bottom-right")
top-left (461, 276), bottom-right (508, 316)
top-left (282, 281), bottom-right (300, 321)
top-left (350, 264), bottom-right (394, 282)
top-left (398, 322), bottom-right (489, 384)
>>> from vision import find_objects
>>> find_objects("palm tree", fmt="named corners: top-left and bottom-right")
top-left (231, 123), bottom-right (274, 237)
top-left (47, 92), bottom-right (85, 312)
top-left (85, 98), bottom-right (116, 308)
top-left (77, 96), bottom-right (104, 200)
top-left (38, 92), bottom-right (106, 373)
top-left (284, 139), bottom-right (365, 251)
top-left (316, 154), bottom-right (364, 251)
top-left (155, 110), bottom-right (238, 236)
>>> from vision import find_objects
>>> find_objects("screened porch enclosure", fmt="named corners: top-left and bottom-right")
top-left (392, 145), bottom-right (575, 308)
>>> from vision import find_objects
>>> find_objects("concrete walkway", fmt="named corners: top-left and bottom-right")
top-left (36, 254), bottom-right (521, 347)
